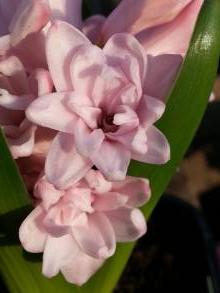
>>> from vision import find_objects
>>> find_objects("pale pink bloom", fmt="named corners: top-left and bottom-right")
top-left (83, 0), bottom-right (204, 101)
top-left (19, 170), bottom-right (150, 285)
top-left (0, 0), bottom-right (82, 70)
top-left (0, 0), bottom-right (82, 183)
top-left (0, 55), bottom-right (53, 158)
top-left (26, 21), bottom-right (170, 187)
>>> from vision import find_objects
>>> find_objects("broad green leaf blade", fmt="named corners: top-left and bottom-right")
top-left (0, 0), bottom-right (220, 292)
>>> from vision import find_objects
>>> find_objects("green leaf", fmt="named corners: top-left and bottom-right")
top-left (0, 0), bottom-right (220, 292)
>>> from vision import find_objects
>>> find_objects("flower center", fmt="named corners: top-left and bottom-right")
top-left (99, 113), bottom-right (119, 133)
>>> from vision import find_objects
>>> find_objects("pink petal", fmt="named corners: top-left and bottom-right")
top-left (0, 55), bottom-right (29, 94)
top-left (73, 212), bottom-right (116, 259)
top-left (42, 234), bottom-right (79, 278)
top-left (28, 69), bottom-right (53, 97)
top-left (113, 105), bottom-right (139, 126)
top-left (0, 89), bottom-right (33, 110)
top-left (9, 0), bottom-right (50, 46)
top-left (111, 84), bottom-right (138, 110)
top-left (61, 249), bottom-right (104, 286)
top-left (0, 73), bottom-right (13, 92)
top-left (128, 127), bottom-right (148, 154)
top-left (143, 54), bottom-right (183, 101)
top-left (101, 0), bottom-right (192, 40)
top-left (10, 31), bottom-right (47, 71)
top-left (46, 21), bottom-right (90, 92)
top-left (132, 125), bottom-right (170, 164)
top-left (26, 92), bottom-right (77, 133)
top-left (94, 65), bottom-right (125, 110)
top-left (0, 35), bottom-right (10, 53)
top-left (106, 98), bottom-right (150, 156)
top-left (73, 119), bottom-right (104, 157)
top-left (85, 170), bottom-right (112, 194)
top-left (136, 0), bottom-right (204, 56)
top-left (83, 15), bottom-right (106, 44)
top-left (137, 95), bottom-right (165, 127)
top-left (94, 192), bottom-right (128, 211)
top-left (43, 205), bottom-right (70, 237)
top-left (45, 133), bottom-right (92, 189)
top-left (19, 206), bottom-right (46, 253)
top-left (105, 207), bottom-right (147, 242)
top-left (112, 177), bottom-right (151, 208)
top-left (90, 140), bottom-right (131, 181)
top-left (73, 106), bottom-right (101, 128)
top-left (48, 0), bottom-right (82, 28)
top-left (104, 33), bottom-right (147, 86)
top-left (69, 43), bottom-right (123, 109)
top-left (0, 1), bottom-right (21, 36)
top-left (107, 126), bottom-right (147, 155)
top-left (34, 178), bottom-right (63, 210)
top-left (70, 43), bottom-right (107, 98)
top-left (69, 188), bottom-right (94, 213)
top-left (67, 97), bottom-right (101, 129)
top-left (6, 120), bottom-right (37, 159)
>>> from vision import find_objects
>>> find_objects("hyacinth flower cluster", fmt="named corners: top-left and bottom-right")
top-left (0, 0), bottom-right (203, 286)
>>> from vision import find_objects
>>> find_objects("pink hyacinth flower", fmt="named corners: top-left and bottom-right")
top-left (19, 170), bottom-right (151, 285)
top-left (83, 0), bottom-right (204, 101)
top-left (27, 21), bottom-right (170, 187)
top-left (0, 55), bottom-right (53, 158)
top-left (0, 0), bottom-right (82, 71)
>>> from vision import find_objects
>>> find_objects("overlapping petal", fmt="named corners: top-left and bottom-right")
top-left (20, 171), bottom-right (150, 285)
top-left (46, 21), bottom-right (89, 91)
top-left (48, 0), bottom-right (82, 28)
top-left (83, 15), bottom-right (106, 43)
top-left (5, 121), bottom-right (37, 159)
top-left (101, 0), bottom-right (193, 41)
top-left (112, 177), bottom-right (151, 208)
top-left (9, 0), bottom-right (50, 46)
top-left (19, 206), bottom-right (47, 253)
top-left (42, 234), bottom-right (79, 278)
top-left (143, 55), bottom-right (183, 101)
top-left (105, 207), bottom-right (147, 242)
top-left (136, 0), bottom-right (204, 55)
top-left (104, 33), bottom-right (147, 89)
top-left (61, 250), bottom-right (104, 286)
top-left (73, 212), bottom-right (116, 259)
top-left (45, 133), bottom-right (92, 189)
top-left (90, 141), bottom-right (131, 181)
top-left (132, 125), bottom-right (170, 164)
top-left (26, 92), bottom-right (78, 133)
top-left (73, 119), bottom-right (104, 157)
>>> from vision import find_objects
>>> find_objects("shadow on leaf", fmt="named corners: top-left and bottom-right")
top-left (0, 205), bottom-right (32, 246)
